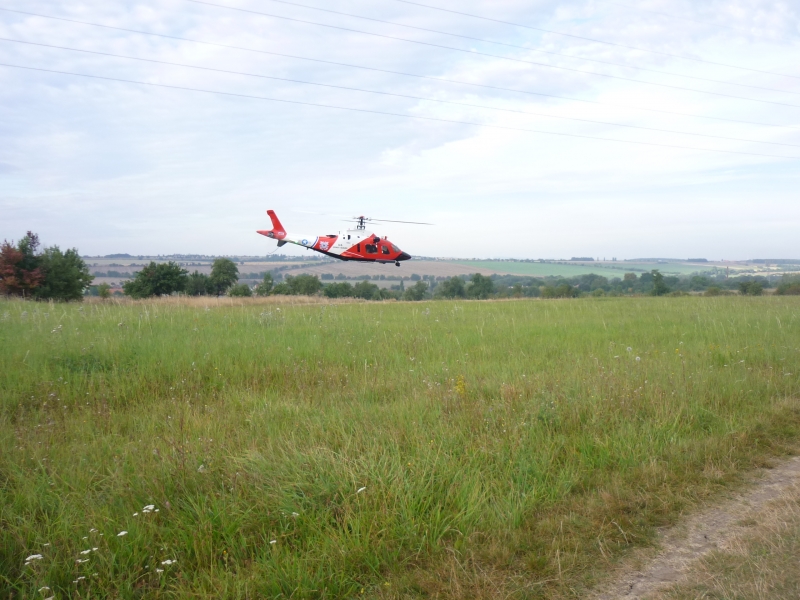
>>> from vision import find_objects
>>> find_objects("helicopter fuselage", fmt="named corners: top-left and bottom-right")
top-left (257, 210), bottom-right (411, 265)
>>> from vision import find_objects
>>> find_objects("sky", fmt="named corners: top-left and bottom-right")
top-left (0, 0), bottom-right (798, 259)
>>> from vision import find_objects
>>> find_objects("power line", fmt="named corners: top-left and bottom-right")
top-left (184, 0), bottom-right (799, 97)
top-left (603, 1), bottom-right (797, 43)
top-left (182, 0), bottom-right (800, 108)
top-left (1, 62), bottom-right (797, 160)
top-left (390, 0), bottom-right (800, 80)
top-left (4, 36), bottom-right (798, 149)
top-left (1, 7), bottom-right (795, 130)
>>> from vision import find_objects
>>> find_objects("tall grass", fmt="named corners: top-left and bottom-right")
top-left (1, 297), bottom-right (799, 598)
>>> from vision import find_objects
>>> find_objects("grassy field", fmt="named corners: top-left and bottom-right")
top-left (455, 260), bottom-right (718, 277)
top-left (1, 296), bottom-right (799, 599)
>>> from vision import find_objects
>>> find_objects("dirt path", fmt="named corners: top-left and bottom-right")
top-left (592, 455), bottom-right (800, 599)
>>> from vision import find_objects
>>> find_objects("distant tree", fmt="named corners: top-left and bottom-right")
top-left (320, 273), bottom-right (334, 280)
top-left (353, 280), bottom-right (381, 300)
top-left (403, 280), bottom-right (428, 301)
top-left (541, 283), bottom-right (578, 299)
top-left (738, 281), bottom-right (763, 296)
top-left (186, 271), bottom-right (212, 296)
top-left (776, 276), bottom-right (800, 295)
top-left (0, 232), bottom-right (44, 297)
top-left (435, 276), bottom-right (466, 299)
top-left (34, 247), bottom-right (93, 301)
top-left (410, 273), bottom-right (422, 281)
top-left (623, 273), bottom-right (637, 282)
top-left (97, 283), bottom-right (112, 299)
top-left (651, 270), bottom-right (670, 296)
top-left (209, 258), bottom-right (239, 296)
top-left (467, 273), bottom-right (495, 299)
top-left (254, 273), bottom-right (274, 296)
top-left (228, 283), bottom-right (253, 297)
top-left (272, 274), bottom-right (322, 296)
top-left (123, 261), bottom-right (188, 298)
top-left (323, 281), bottom-right (354, 298)
top-left (704, 286), bottom-right (723, 296)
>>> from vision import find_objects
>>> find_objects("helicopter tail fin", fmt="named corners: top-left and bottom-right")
top-left (257, 210), bottom-right (287, 240)
top-left (267, 210), bottom-right (286, 235)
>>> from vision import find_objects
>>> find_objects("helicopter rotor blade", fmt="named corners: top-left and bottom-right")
top-left (359, 218), bottom-right (435, 225)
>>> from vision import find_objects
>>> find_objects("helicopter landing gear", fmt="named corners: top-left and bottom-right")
top-left (395, 261), bottom-right (401, 267)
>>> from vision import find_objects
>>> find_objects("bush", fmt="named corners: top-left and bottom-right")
top-left (738, 281), bottom-right (763, 296)
top-left (186, 271), bottom-right (212, 296)
top-left (467, 273), bottom-right (495, 299)
top-left (273, 274), bottom-right (322, 296)
top-left (254, 273), bottom-right (274, 296)
top-left (435, 277), bottom-right (466, 299)
top-left (323, 282), bottom-right (355, 298)
top-left (403, 281), bottom-right (428, 301)
top-left (353, 280), bottom-right (381, 300)
top-left (776, 277), bottom-right (800, 296)
top-left (228, 283), bottom-right (253, 297)
top-left (97, 283), bottom-right (112, 299)
top-left (123, 262), bottom-right (188, 298)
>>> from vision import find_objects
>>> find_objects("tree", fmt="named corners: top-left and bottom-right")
top-left (0, 232), bottom-right (44, 297)
top-left (353, 280), bottom-right (381, 300)
top-left (209, 258), bottom-right (239, 296)
top-left (323, 281), bottom-right (354, 298)
top-left (435, 276), bottom-right (466, 299)
top-left (403, 280), bottom-right (428, 301)
top-left (738, 281), bottom-right (763, 296)
top-left (97, 283), bottom-right (112, 299)
top-left (34, 247), bottom-right (93, 301)
top-left (651, 270), bottom-right (669, 296)
top-left (254, 273), bottom-right (274, 296)
top-left (776, 276), bottom-right (800, 296)
top-left (123, 261), bottom-right (188, 299)
top-left (467, 273), bottom-right (495, 299)
top-left (186, 271), bottom-right (212, 296)
top-left (272, 274), bottom-right (322, 296)
top-left (228, 283), bottom-right (253, 297)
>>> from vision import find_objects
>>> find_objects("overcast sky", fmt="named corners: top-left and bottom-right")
top-left (1, 0), bottom-right (798, 259)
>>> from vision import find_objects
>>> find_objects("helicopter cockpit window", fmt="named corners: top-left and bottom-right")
top-left (365, 244), bottom-right (378, 254)
top-left (391, 244), bottom-right (400, 253)
top-left (381, 245), bottom-right (391, 255)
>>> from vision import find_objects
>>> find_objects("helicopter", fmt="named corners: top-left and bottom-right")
top-left (257, 210), bottom-right (430, 266)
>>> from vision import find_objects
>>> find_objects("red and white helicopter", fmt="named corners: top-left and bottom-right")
top-left (257, 210), bottom-right (428, 266)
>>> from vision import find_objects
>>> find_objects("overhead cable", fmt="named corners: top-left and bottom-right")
top-left (1, 62), bottom-right (797, 161)
top-left (0, 8), bottom-right (794, 129)
top-left (390, 0), bottom-right (800, 80)
top-left (185, 0), bottom-right (799, 96)
top-left (4, 37), bottom-right (798, 149)
top-left (180, 0), bottom-right (800, 108)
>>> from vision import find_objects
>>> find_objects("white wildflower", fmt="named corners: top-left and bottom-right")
top-left (269, 540), bottom-right (277, 545)
top-left (142, 504), bottom-right (155, 512)
top-left (356, 487), bottom-right (367, 494)
top-left (117, 531), bottom-right (128, 537)
top-left (156, 568), bottom-right (164, 573)
top-left (635, 356), bottom-right (641, 362)
top-left (197, 464), bottom-right (206, 473)
top-left (133, 512), bottom-right (139, 517)
top-left (89, 528), bottom-right (97, 533)
top-left (626, 347), bottom-right (632, 352)
top-left (76, 558), bottom-right (89, 564)
top-left (25, 554), bottom-right (43, 561)
top-left (38, 586), bottom-right (50, 593)
top-left (291, 512), bottom-right (299, 517)
top-left (161, 559), bottom-right (177, 565)
top-left (80, 549), bottom-right (92, 555)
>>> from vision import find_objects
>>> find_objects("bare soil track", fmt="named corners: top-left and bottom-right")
top-left (592, 454), bottom-right (800, 599)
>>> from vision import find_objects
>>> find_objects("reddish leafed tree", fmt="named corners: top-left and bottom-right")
top-left (0, 232), bottom-right (44, 297)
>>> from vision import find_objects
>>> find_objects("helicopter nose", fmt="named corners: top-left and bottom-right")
top-left (397, 251), bottom-right (411, 261)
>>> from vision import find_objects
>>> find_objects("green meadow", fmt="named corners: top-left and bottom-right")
top-left (1, 297), bottom-right (799, 598)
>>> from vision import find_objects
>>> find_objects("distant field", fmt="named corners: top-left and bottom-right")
top-left (455, 260), bottom-right (719, 277)
top-left (2, 296), bottom-right (799, 598)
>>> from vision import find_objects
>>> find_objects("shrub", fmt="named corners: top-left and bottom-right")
top-left (123, 262), bottom-right (188, 298)
top-left (228, 283), bottom-right (253, 297)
